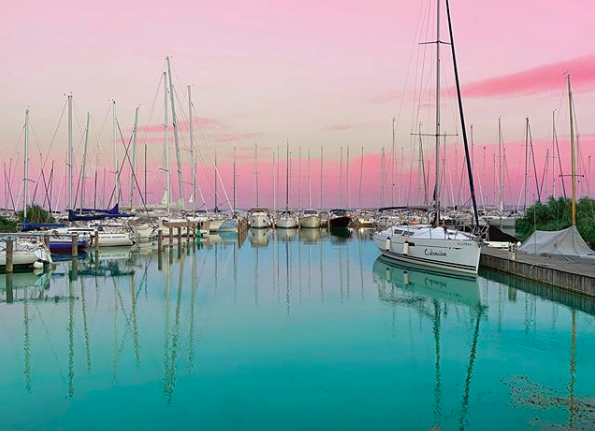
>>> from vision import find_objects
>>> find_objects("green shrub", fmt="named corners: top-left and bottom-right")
top-left (517, 197), bottom-right (595, 248)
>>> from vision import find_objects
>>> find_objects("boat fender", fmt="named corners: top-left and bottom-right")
top-left (403, 271), bottom-right (410, 285)
top-left (403, 241), bottom-right (410, 256)
top-left (385, 237), bottom-right (391, 251)
top-left (33, 260), bottom-right (44, 269)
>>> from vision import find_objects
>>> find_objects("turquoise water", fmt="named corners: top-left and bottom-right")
top-left (1, 229), bottom-right (595, 431)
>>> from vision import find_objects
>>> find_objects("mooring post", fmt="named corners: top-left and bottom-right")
top-left (95, 231), bottom-right (100, 251)
top-left (72, 234), bottom-right (78, 259)
top-left (169, 227), bottom-right (173, 248)
top-left (157, 229), bottom-right (163, 252)
top-left (5, 239), bottom-right (14, 274)
top-left (5, 273), bottom-right (13, 303)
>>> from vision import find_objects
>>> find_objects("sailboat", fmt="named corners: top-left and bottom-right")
top-left (373, 0), bottom-right (481, 276)
top-left (277, 141), bottom-right (299, 229)
top-left (299, 149), bottom-right (321, 228)
top-left (248, 143), bottom-right (273, 229)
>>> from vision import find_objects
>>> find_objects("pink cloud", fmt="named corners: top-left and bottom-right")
top-left (322, 123), bottom-right (367, 132)
top-left (209, 132), bottom-right (261, 143)
top-left (462, 54), bottom-right (595, 98)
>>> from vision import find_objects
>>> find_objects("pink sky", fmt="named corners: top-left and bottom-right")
top-left (2, 0), bottom-right (595, 210)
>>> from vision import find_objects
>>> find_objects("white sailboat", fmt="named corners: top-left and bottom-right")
top-left (248, 143), bottom-right (272, 229)
top-left (277, 140), bottom-right (299, 229)
top-left (299, 149), bottom-right (321, 228)
top-left (374, 0), bottom-right (481, 276)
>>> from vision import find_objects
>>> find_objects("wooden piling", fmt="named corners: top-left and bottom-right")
top-left (5, 239), bottom-right (14, 274)
top-left (169, 228), bottom-right (173, 248)
top-left (158, 229), bottom-right (163, 252)
top-left (177, 227), bottom-right (182, 245)
top-left (94, 231), bottom-right (100, 251)
top-left (71, 234), bottom-right (78, 258)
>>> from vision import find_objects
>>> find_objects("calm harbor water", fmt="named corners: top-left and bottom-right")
top-left (1, 229), bottom-right (595, 431)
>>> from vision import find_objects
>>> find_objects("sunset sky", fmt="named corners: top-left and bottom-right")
top-left (2, 0), bottom-right (595, 210)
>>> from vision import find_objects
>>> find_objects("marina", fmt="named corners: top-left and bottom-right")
top-left (3, 0), bottom-right (595, 429)
top-left (1, 232), bottom-right (595, 430)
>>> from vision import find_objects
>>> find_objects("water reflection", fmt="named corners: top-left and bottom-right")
top-left (0, 234), bottom-right (594, 431)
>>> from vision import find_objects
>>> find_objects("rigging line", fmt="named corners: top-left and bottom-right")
top-left (410, 0), bottom-right (434, 134)
top-left (116, 119), bottom-right (150, 213)
top-left (38, 98), bottom-right (68, 178)
top-left (191, 103), bottom-right (234, 211)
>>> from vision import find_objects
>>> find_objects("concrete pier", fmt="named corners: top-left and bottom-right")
top-left (480, 247), bottom-right (595, 298)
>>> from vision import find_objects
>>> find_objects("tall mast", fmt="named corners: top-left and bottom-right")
top-left (214, 150), bottom-right (218, 211)
top-left (163, 72), bottom-right (171, 214)
top-left (524, 118), bottom-right (529, 211)
top-left (380, 147), bottom-right (386, 207)
top-left (319, 147), bottom-right (323, 209)
top-left (346, 145), bottom-right (351, 209)
top-left (129, 106), bottom-right (139, 209)
top-left (568, 75), bottom-right (577, 225)
top-left (233, 147), bottom-right (237, 212)
top-left (112, 99), bottom-right (119, 205)
top-left (339, 146), bottom-right (343, 208)
top-left (23, 109), bottom-right (30, 220)
top-left (498, 117), bottom-right (503, 214)
top-left (358, 147), bottom-right (364, 209)
top-left (166, 56), bottom-right (184, 209)
top-left (552, 111), bottom-right (556, 199)
top-left (286, 140), bottom-right (290, 211)
top-left (297, 146), bottom-right (301, 210)
top-left (188, 85), bottom-right (197, 213)
top-left (391, 117), bottom-right (396, 206)
top-left (68, 95), bottom-right (74, 211)
top-left (445, 0), bottom-right (480, 228)
top-left (433, 0), bottom-right (442, 227)
top-left (308, 148), bottom-right (312, 208)
top-left (80, 112), bottom-right (91, 212)
top-left (254, 143), bottom-right (259, 207)
top-left (272, 149), bottom-right (277, 212)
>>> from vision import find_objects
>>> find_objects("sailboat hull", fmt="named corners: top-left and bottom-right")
top-left (373, 230), bottom-right (480, 276)
top-left (299, 215), bottom-right (321, 228)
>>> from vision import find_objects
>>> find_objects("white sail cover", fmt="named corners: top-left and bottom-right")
top-left (518, 226), bottom-right (595, 260)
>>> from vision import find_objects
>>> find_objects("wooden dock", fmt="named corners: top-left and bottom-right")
top-left (480, 247), bottom-right (595, 298)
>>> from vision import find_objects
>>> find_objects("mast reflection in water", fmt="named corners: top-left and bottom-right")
top-left (0, 232), bottom-right (594, 431)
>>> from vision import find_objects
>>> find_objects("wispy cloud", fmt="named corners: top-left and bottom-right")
top-left (322, 123), bottom-right (367, 132)
top-left (209, 132), bottom-right (262, 143)
top-left (461, 54), bottom-right (595, 98)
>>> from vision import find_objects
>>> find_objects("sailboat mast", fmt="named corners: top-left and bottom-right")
top-left (297, 146), bottom-right (301, 210)
top-left (320, 147), bottom-right (323, 209)
top-left (445, 0), bottom-right (480, 228)
top-left (233, 147), bottom-right (237, 212)
top-left (163, 72), bottom-right (171, 214)
top-left (112, 99), bottom-right (119, 205)
top-left (68, 95), bottom-right (74, 211)
top-left (568, 75), bottom-right (577, 225)
top-left (498, 117), bottom-right (503, 214)
top-left (23, 109), bottom-right (30, 220)
top-left (254, 143), bottom-right (259, 207)
top-left (166, 57), bottom-right (184, 209)
top-left (433, 0), bottom-right (442, 226)
top-left (188, 85), bottom-right (196, 213)
top-left (391, 117), bottom-right (396, 206)
top-left (339, 146), bottom-right (343, 208)
top-left (524, 118), bottom-right (529, 211)
top-left (358, 147), bottom-right (364, 209)
top-left (552, 111), bottom-right (556, 199)
top-left (214, 151), bottom-right (218, 211)
top-left (80, 112), bottom-right (90, 212)
top-left (346, 145), bottom-right (351, 209)
top-left (285, 140), bottom-right (290, 211)
top-left (129, 106), bottom-right (139, 209)
top-left (308, 149), bottom-right (312, 208)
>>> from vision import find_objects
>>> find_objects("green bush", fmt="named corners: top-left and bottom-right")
top-left (0, 216), bottom-right (17, 233)
top-left (517, 197), bottom-right (595, 248)
top-left (16, 205), bottom-right (56, 224)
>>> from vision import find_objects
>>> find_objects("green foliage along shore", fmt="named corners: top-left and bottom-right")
top-left (516, 197), bottom-right (595, 248)
top-left (16, 205), bottom-right (56, 224)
